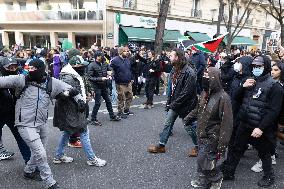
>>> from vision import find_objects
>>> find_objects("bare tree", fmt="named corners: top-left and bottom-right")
top-left (217, 0), bottom-right (225, 36)
top-left (221, 0), bottom-right (259, 51)
top-left (154, 0), bottom-right (171, 55)
top-left (260, 0), bottom-right (284, 45)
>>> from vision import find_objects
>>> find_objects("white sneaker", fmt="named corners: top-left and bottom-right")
top-left (271, 155), bottom-right (276, 165)
top-left (251, 160), bottom-right (263, 173)
top-left (53, 155), bottom-right (74, 164)
top-left (87, 156), bottom-right (106, 167)
top-left (247, 144), bottom-right (254, 150)
top-left (163, 91), bottom-right (167, 96)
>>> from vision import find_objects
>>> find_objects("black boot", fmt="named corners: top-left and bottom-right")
top-left (257, 173), bottom-right (275, 188)
top-left (24, 170), bottom-right (42, 181)
top-left (48, 182), bottom-right (61, 189)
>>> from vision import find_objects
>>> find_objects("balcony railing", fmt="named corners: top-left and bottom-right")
top-left (275, 24), bottom-right (281, 30)
top-left (191, 9), bottom-right (202, 18)
top-left (245, 19), bottom-right (253, 26)
top-left (123, 0), bottom-right (137, 10)
top-left (0, 9), bottom-right (103, 22)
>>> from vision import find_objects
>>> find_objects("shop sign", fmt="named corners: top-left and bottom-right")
top-left (107, 33), bottom-right (114, 39)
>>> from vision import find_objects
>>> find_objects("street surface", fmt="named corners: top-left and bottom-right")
top-left (1, 95), bottom-right (284, 189)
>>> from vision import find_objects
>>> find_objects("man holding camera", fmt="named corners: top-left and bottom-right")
top-left (88, 51), bottom-right (121, 126)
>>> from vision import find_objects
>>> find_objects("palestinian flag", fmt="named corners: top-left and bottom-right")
top-left (193, 33), bottom-right (228, 53)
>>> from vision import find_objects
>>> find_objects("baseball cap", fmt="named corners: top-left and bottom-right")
top-left (252, 56), bottom-right (264, 65)
top-left (1, 57), bottom-right (18, 68)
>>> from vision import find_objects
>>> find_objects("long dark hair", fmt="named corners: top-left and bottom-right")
top-left (272, 60), bottom-right (284, 83)
top-left (172, 48), bottom-right (187, 70)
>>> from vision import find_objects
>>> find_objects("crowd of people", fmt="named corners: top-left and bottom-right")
top-left (0, 40), bottom-right (284, 189)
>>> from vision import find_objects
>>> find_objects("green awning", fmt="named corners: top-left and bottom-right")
top-left (120, 26), bottom-right (183, 43)
top-left (223, 36), bottom-right (257, 46)
top-left (186, 31), bottom-right (211, 42)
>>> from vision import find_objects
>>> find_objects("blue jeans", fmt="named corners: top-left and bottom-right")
top-left (184, 120), bottom-right (198, 147)
top-left (55, 128), bottom-right (95, 160)
top-left (159, 109), bottom-right (179, 145)
top-left (111, 80), bottom-right (118, 105)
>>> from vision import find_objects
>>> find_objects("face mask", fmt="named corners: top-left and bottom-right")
top-left (233, 63), bottom-right (242, 72)
top-left (202, 77), bottom-right (210, 92)
top-left (252, 67), bottom-right (264, 77)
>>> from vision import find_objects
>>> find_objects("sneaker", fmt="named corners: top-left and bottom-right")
top-left (24, 171), bottom-right (42, 181)
top-left (48, 182), bottom-right (61, 189)
top-left (210, 178), bottom-right (223, 189)
top-left (87, 156), bottom-right (107, 167)
top-left (144, 104), bottom-right (149, 109)
top-left (191, 179), bottom-right (209, 188)
top-left (89, 120), bottom-right (102, 126)
top-left (117, 112), bottom-right (127, 119)
top-left (124, 110), bottom-right (134, 115)
top-left (149, 104), bottom-right (154, 109)
top-left (257, 175), bottom-right (275, 188)
top-left (0, 150), bottom-right (14, 160)
top-left (163, 91), bottom-right (167, 96)
top-left (271, 155), bottom-right (276, 165)
top-left (53, 155), bottom-right (74, 164)
top-left (110, 115), bottom-right (121, 121)
top-left (251, 160), bottom-right (263, 173)
top-left (68, 141), bottom-right (82, 148)
top-left (247, 144), bottom-right (254, 150)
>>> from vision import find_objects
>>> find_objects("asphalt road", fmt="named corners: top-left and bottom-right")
top-left (1, 95), bottom-right (284, 189)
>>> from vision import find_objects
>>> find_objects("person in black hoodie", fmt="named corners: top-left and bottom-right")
top-left (222, 55), bottom-right (284, 188)
top-left (220, 55), bottom-right (236, 94)
top-left (0, 57), bottom-right (31, 162)
top-left (143, 50), bottom-right (160, 109)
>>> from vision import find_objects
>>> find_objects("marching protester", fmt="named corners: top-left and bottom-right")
top-left (188, 67), bottom-right (233, 189)
top-left (222, 55), bottom-right (284, 188)
top-left (110, 47), bottom-right (134, 117)
top-left (88, 51), bottom-right (121, 126)
top-left (147, 49), bottom-right (197, 153)
top-left (0, 58), bottom-right (83, 189)
top-left (0, 57), bottom-right (31, 162)
top-left (53, 53), bottom-right (106, 167)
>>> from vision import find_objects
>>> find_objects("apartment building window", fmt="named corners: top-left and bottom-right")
top-left (70, 0), bottom-right (84, 9)
top-left (5, 2), bottom-right (14, 10)
top-left (191, 0), bottom-right (201, 18)
top-left (19, 1), bottom-right (27, 10)
top-left (123, 0), bottom-right (136, 9)
top-left (36, 0), bottom-right (49, 10)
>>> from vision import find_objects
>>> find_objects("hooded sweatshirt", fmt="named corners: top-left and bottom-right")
top-left (184, 67), bottom-right (233, 153)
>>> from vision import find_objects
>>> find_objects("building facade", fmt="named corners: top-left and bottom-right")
top-left (0, 0), bottom-right (281, 50)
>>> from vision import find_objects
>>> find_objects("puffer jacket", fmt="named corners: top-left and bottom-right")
top-left (184, 67), bottom-right (233, 153)
top-left (53, 65), bottom-right (87, 134)
top-left (167, 64), bottom-right (198, 118)
top-left (88, 61), bottom-right (111, 89)
top-left (0, 74), bottom-right (81, 128)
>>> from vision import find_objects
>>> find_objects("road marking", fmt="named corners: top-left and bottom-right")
top-left (47, 101), bottom-right (167, 120)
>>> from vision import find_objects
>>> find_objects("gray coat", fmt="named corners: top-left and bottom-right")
top-left (0, 74), bottom-right (81, 128)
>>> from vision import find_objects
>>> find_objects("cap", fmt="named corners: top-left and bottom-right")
top-left (94, 51), bottom-right (103, 59)
top-left (1, 57), bottom-right (17, 68)
top-left (252, 56), bottom-right (264, 65)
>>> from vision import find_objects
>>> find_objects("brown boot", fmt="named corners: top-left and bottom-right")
top-left (148, 145), bottom-right (166, 153)
top-left (188, 147), bottom-right (198, 157)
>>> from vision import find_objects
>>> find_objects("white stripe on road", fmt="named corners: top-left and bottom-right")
top-left (47, 101), bottom-right (167, 120)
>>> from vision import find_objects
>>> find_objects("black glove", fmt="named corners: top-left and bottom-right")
top-left (77, 99), bottom-right (86, 113)
top-left (69, 88), bottom-right (80, 97)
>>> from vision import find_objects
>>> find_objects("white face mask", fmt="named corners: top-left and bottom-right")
top-left (233, 63), bottom-right (242, 72)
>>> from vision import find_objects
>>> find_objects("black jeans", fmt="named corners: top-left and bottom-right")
top-left (145, 77), bottom-right (158, 105)
top-left (91, 88), bottom-right (115, 121)
top-left (132, 74), bottom-right (139, 96)
top-left (224, 122), bottom-right (273, 177)
top-left (0, 117), bottom-right (31, 163)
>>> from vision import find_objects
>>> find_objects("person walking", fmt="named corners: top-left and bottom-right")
top-left (88, 51), bottom-right (121, 126)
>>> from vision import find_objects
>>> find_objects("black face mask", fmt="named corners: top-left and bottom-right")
top-left (0, 66), bottom-right (17, 76)
top-left (202, 77), bottom-right (210, 92)
top-left (28, 68), bottom-right (46, 83)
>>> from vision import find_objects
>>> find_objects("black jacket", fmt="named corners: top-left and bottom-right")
top-left (87, 61), bottom-right (111, 89)
top-left (142, 59), bottom-right (160, 79)
top-left (190, 52), bottom-right (206, 78)
top-left (0, 71), bottom-right (16, 120)
top-left (168, 64), bottom-right (198, 118)
top-left (130, 53), bottom-right (146, 76)
top-left (110, 56), bottom-right (133, 84)
top-left (53, 73), bottom-right (87, 134)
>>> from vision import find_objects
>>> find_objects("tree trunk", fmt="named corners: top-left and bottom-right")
top-left (226, 1), bottom-right (234, 52)
top-left (217, 0), bottom-right (224, 36)
top-left (154, 0), bottom-right (171, 55)
top-left (281, 22), bottom-right (284, 46)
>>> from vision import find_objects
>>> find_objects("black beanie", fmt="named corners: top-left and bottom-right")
top-left (28, 59), bottom-right (46, 83)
